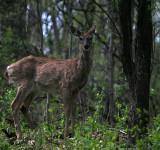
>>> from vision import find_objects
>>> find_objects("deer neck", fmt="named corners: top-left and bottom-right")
top-left (78, 47), bottom-right (93, 72)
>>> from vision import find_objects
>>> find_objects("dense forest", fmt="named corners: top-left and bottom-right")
top-left (0, 0), bottom-right (160, 149)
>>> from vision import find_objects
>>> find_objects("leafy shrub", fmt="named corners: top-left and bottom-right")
top-left (0, 87), bottom-right (160, 149)
top-left (136, 114), bottom-right (160, 150)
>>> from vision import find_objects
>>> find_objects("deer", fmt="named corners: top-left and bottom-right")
top-left (4, 24), bottom-right (96, 142)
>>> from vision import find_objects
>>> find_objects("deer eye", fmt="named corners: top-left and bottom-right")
top-left (79, 37), bottom-right (83, 40)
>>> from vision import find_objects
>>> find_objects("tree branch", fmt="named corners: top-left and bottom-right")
top-left (91, 0), bottom-right (121, 39)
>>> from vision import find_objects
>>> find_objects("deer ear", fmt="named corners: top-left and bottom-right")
top-left (69, 25), bottom-right (82, 37)
top-left (88, 24), bottom-right (96, 34)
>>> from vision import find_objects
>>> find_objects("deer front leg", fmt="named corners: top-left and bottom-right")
top-left (63, 89), bottom-right (73, 138)
top-left (71, 101), bottom-right (77, 137)
top-left (64, 101), bottom-right (71, 138)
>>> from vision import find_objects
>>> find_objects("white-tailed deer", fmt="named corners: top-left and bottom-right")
top-left (4, 24), bottom-right (96, 141)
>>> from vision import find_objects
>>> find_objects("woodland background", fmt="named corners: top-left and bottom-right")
top-left (0, 0), bottom-right (160, 149)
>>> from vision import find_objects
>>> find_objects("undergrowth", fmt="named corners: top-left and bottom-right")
top-left (0, 88), bottom-right (160, 149)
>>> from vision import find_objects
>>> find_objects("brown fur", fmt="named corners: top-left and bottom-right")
top-left (5, 24), bottom-right (96, 141)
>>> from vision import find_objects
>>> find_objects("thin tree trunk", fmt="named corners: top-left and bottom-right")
top-left (67, 0), bottom-right (72, 58)
top-left (36, 0), bottom-right (44, 56)
top-left (108, 28), bottom-right (114, 127)
top-left (46, 93), bottom-right (50, 124)
top-left (106, 0), bottom-right (115, 127)
top-left (51, 5), bottom-right (61, 55)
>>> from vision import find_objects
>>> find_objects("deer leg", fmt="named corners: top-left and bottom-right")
top-left (71, 101), bottom-right (77, 137)
top-left (20, 91), bottom-right (38, 130)
top-left (11, 84), bottom-right (33, 141)
top-left (63, 89), bottom-right (73, 138)
top-left (64, 100), bottom-right (72, 138)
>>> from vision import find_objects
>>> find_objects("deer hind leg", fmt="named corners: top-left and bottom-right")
top-left (20, 91), bottom-right (38, 130)
top-left (11, 84), bottom-right (33, 141)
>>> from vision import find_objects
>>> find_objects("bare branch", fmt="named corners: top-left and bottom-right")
top-left (91, 0), bottom-right (121, 39)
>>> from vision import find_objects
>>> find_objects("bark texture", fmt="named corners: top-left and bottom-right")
top-left (119, 0), bottom-right (152, 143)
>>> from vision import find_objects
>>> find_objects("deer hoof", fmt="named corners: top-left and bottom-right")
top-left (14, 139), bottom-right (23, 145)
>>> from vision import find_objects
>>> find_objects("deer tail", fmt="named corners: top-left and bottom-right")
top-left (4, 70), bottom-right (9, 80)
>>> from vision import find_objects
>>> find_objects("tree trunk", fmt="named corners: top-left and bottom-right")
top-left (51, 5), bottom-right (61, 56)
top-left (108, 27), bottom-right (115, 127)
top-left (106, 0), bottom-right (115, 127)
top-left (46, 93), bottom-right (50, 124)
top-left (135, 0), bottom-right (152, 138)
top-left (36, 0), bottom-right (44, 56)
top-left (119, 0), bottom-right (152, 144)
top-left (67, 0), bottom-right (73, 58)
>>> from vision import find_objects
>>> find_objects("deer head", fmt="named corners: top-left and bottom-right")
top-left (70, 24), bottom-right (96, 53)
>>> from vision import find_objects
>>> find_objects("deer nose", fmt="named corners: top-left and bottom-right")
top-left (84, 45), bottom-right (89, 49)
